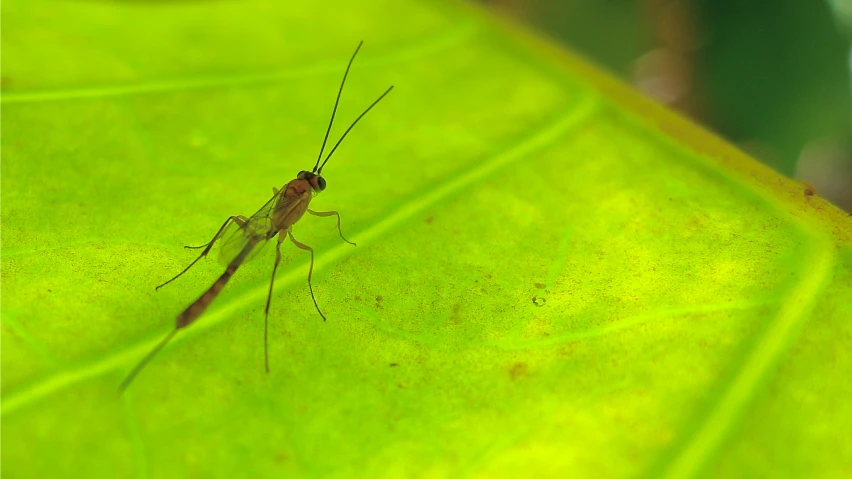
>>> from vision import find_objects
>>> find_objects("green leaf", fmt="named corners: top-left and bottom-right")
top-left (2, 1), bottom-right (850, 477)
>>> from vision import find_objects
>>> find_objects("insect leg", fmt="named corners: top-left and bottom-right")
top-left (287, 229), bottom-right (327, 321)
top-left (155, 215), bottom-right (248, 290)
top-left (184, 215), bottom-right (249, 249)
top-left (307, 209), bottom-right (356, 246)
top-left (263, 236), bottom-right (286, 373)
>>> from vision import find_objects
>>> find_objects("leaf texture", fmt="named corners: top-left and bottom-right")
top-left (2, 1), bottom-right (851, 477)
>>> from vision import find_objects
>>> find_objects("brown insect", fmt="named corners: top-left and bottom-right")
top-left (120, 42), bottom-right (393, 391)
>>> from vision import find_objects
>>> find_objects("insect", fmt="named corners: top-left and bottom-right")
top-left (119, 42), bottom-right (393, 391)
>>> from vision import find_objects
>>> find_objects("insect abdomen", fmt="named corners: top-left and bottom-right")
top-left (175, 239), bottom-right (258, 329)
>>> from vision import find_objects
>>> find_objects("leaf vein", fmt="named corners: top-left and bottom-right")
top-left (660, 234), bottom-right (835, 478)
top-left (0, 23), bottom-right (477, 105)
top-left (0, 95), bottom-right (600, 416)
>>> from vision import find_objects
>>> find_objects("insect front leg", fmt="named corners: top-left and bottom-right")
top-left (287, 229), bottom-right (327, 321)
top-left (307, 209), bottom-right (356, 246)
top-left (155, 215), bottom-right (248, 290)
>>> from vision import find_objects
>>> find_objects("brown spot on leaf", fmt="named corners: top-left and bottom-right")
top-left (449, 303), bottom-right (462, 325)
top-left (425, 216), bottom-right (434, 224)
top-left (534, 283), bottom-right (546, 289)
top-left (509, 363), bottom-right (529, 380)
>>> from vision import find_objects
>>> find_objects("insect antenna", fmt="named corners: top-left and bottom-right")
top-left (313, 41), bottom-right (363, 174)
top-left (317, 85), bottom-right (393, 175)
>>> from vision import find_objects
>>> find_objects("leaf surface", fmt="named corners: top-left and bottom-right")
top-left (2, 1), bottom-right (851, 477)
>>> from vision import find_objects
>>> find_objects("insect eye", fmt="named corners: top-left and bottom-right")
top-left (317, 177), bottom-right (326, 191)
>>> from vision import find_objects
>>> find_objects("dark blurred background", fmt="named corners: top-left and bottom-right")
top-left (481, 0), bottom-right (852, 211)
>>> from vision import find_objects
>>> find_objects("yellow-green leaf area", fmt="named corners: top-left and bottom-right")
top-left (2, 0), bottom-right (851, 478)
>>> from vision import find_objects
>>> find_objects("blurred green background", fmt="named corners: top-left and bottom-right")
top-left (480, 0), bottom-right (852, 211)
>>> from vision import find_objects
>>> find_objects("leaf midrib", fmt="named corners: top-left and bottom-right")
top-left (0, 94), bottom-right (600, 416)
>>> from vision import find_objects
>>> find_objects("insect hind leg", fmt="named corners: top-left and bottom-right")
top-left (155, 215), bottom-right (248, 290)
top-left (263, 236), bottom-right (286, 373)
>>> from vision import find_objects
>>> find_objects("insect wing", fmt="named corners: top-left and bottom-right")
top-left (217, 193), bottom-right (276, 266)
top-left (217, 222), bottom-right (271, 266)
